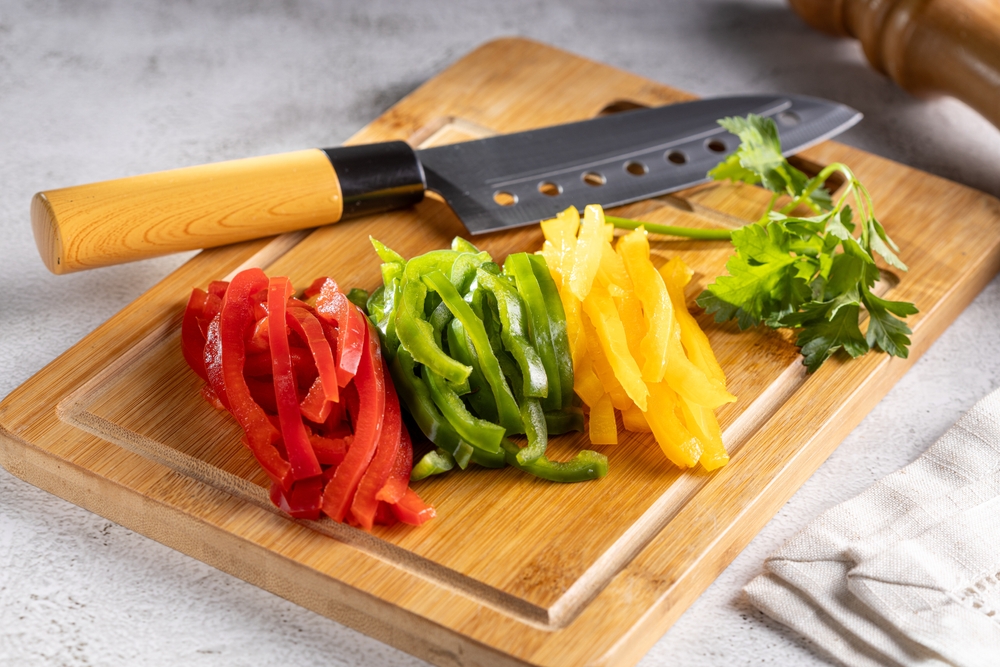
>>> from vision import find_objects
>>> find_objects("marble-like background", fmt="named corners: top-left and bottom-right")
top-left (2, 1), bottom-right (999, 665)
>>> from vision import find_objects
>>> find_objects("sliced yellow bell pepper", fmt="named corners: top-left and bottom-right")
top-left (679, 398), bottom-right (729, 470)
top-left (573, 353), bottom-right (605, 408)
top-left (582, 282), bottom-right (649, 411)
top-left (660, 257), bottom-right (727, 386)
top-left (581, 313), bottom-right (633, 410)
top-left (589, 393), bottom-right (618, 445)
top-left (618, 227), bottom-right (673, 384)
top-left (644, 383), bottom-right (702, 468)
top-left (663, 330), bottom-right (736, 409)
top-left (621, 403), bottom-right (651, 432)
top-left (568, 205), bottom-right (605, 301)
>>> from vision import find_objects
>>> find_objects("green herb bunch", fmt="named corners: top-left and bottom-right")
top-left (695, 114), bottom-right (918, 372)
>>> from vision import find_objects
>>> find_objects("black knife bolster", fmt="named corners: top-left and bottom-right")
top-left (321, 142), bottom-right (426, 219)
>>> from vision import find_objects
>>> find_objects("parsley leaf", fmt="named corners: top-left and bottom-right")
top-left (697, 114), bottom-right (917, 372)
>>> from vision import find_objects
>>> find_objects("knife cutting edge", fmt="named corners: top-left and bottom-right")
top-left (30, 94), bottom-right (860, 274)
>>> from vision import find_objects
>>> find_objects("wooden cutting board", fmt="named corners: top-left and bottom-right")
top-left (3, 38), bottom-right (1000, 667)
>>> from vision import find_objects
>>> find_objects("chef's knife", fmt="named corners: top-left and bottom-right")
top-left (31, 94), bottom-right (860, 274)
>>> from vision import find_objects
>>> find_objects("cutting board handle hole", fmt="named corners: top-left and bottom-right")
top-left (597, 99), bottom-right (648, 116)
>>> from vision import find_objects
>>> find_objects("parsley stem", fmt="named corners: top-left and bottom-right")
top-left (606, 216), bottom-right (732, 240)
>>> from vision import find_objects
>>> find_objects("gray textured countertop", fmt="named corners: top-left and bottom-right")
top-left (3, 2), bottom-right (999, 665)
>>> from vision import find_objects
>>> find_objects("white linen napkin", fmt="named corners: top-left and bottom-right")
top-left (745, 387), bottom-right (1000, 667)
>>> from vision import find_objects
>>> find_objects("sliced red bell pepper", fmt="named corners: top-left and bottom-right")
top-left (299, 377), bottom-right (333, 423)
top-left (376, 420), bottom-right (412, 505)
top-left (390, 488), bottom-right (436, 526)
top-left (374, 501), bottom-right (399, 527)
top-left (206, 268), bottom-right (291, 489)
top-left (287, 305), bottom-right (339, 404)
top-left (321, 319), bottom-right (385, 522)
top-left (268, 276), bottom-right (322, 482)
top-left (310, 434), bottom-right (350, 466)
top-left (349, 369), bottom-right (402, 529)
top-left (312, 277), bottom-right (366, 386)
top-left (269, 476), bottom-right (323, 520)
top-left (182, 288), bottom-right (209, 381)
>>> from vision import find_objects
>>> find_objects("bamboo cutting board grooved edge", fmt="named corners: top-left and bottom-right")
top-left (4, 38), bottom-right (1000, 667)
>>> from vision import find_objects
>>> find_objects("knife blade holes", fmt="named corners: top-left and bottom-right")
top-left (493, 191), bottom-right (518, 206)
top-left (582, 171), bottom-right (606, 186)
top-left (666, 151), bottom-right (687, 165)
top-left (778, 111), bottom-right (800, 126)
top-left (705, 139), bottom-right (727, 153)
top-left (624, 161), bottom-right (648, 176)
top-left (538, 181), bottom-right (562, 196)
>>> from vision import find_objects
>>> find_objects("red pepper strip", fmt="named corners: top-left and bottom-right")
top-left (324, 399), bottom-right (352, 440)
top-left (313, 277), bottom-right (365, 386)
top-left (245, 376), bottom-right (278, 414)
top-left (207, 269), bottom-right (290, 489)
top-left (299, 377), bottom-right (333, 423)
top-left (321, 320), bottom-right (385, 522)
top-left (390, 488), bottom-right (436, 526)
top-left (245, 348), bottom-right (314, 379)
top-left (375, 501), bottom-right (399, 527)
top-left (207, 280), bottom-right (229, 299)
top-left (349, 369), bottom-right (402, 530)
top-left (246, 316), bottom-right (269, 354)
top-left (310, 434), bottom-right (350, 466)
top-left (268, 277), bottom-right (322, 481)
top-left (376, 422), bottom-right (412, 504)
top-left (269, 476), bottom-right (323, 520)
top-left (182, 288), bottom-right (209, 381)
top-left (200, 384), bottom-right (225, 410)
top-left (287, 306), bottom-right (339, 404)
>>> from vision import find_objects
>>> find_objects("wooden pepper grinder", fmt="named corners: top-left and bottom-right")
top-left (788, 0), bottom-right (1000, 129)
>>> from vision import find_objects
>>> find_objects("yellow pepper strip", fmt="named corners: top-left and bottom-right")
top-left (664, 330), bottom-right (736, 408)
top-left (588, 393), bottom-right (618, 445)
top-left (621, 403), bottom-right (652, 432)
top-left (679, 398), bottom-right (729, 470)
top-left (569, 205), bottom-right (605, 301)
top-left (582, 282), bottom-right (649, 411)
top-left (540, 207), bottom-right (580, 281)
top-left (618, 228), bottom-right (674, 384)
top-left (598, 241), bottom-right (631, 297)
top-left (660, 258), bottom-right (727, 386)
top-left (616, 292), bottom-right (647, 368)
top-left (644, 383), bottom-right (702, 467)
top-left (581, 314), bottom-right (633, 410)
top-left (573, 353), bottom-right (605, 408)
top-left (561, 288), bottom-right (588, 368)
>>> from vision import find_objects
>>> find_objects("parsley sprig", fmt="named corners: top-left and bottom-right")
top-left (694, 114), bottom-right (917, 372)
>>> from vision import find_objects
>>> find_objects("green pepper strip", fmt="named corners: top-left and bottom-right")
top-left (528, 254), bottom-right (574, 409)
top-left (545, 406), bottom-right (585, 435)
top-left (421, 270), bottom-right (522, 435)
top-left (451, 237), bottom-right (481, 253)
top-left (475, 268), bottom-right (549, 400)
top-left (410, 447), bottom-right (455, 481)
top-left (447, 319), bottom-right (498, 422)
top-left (423, 368), bottom-right (504, 454)
top-left (499, 439), bottom-right (608, 482)
top-left (404, 249), bottom-right (460, 283)
top-left (389, 349), bottom-right (473, 468)
top-left (395, 280), bottom-right (471, 384)
top-left (450, 251), bottom-right (491, 294)
top-left (370, 236), bottom-right (406, 264)
top-left (505, 253), bottom-right (561, 412)
top-left (516, 398), bottom-right (548, 464)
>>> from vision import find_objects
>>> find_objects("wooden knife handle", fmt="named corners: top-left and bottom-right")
top-left (788, 0), bottom-right (1000, 129)
top-left (31, 141), bottom-right (425, 274)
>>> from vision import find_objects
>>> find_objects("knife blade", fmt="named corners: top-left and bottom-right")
top-left (31, 94), bottom-right (859, 274)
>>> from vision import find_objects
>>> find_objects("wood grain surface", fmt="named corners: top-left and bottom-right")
top-left (3, 37), bottom-right (1000, 667)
